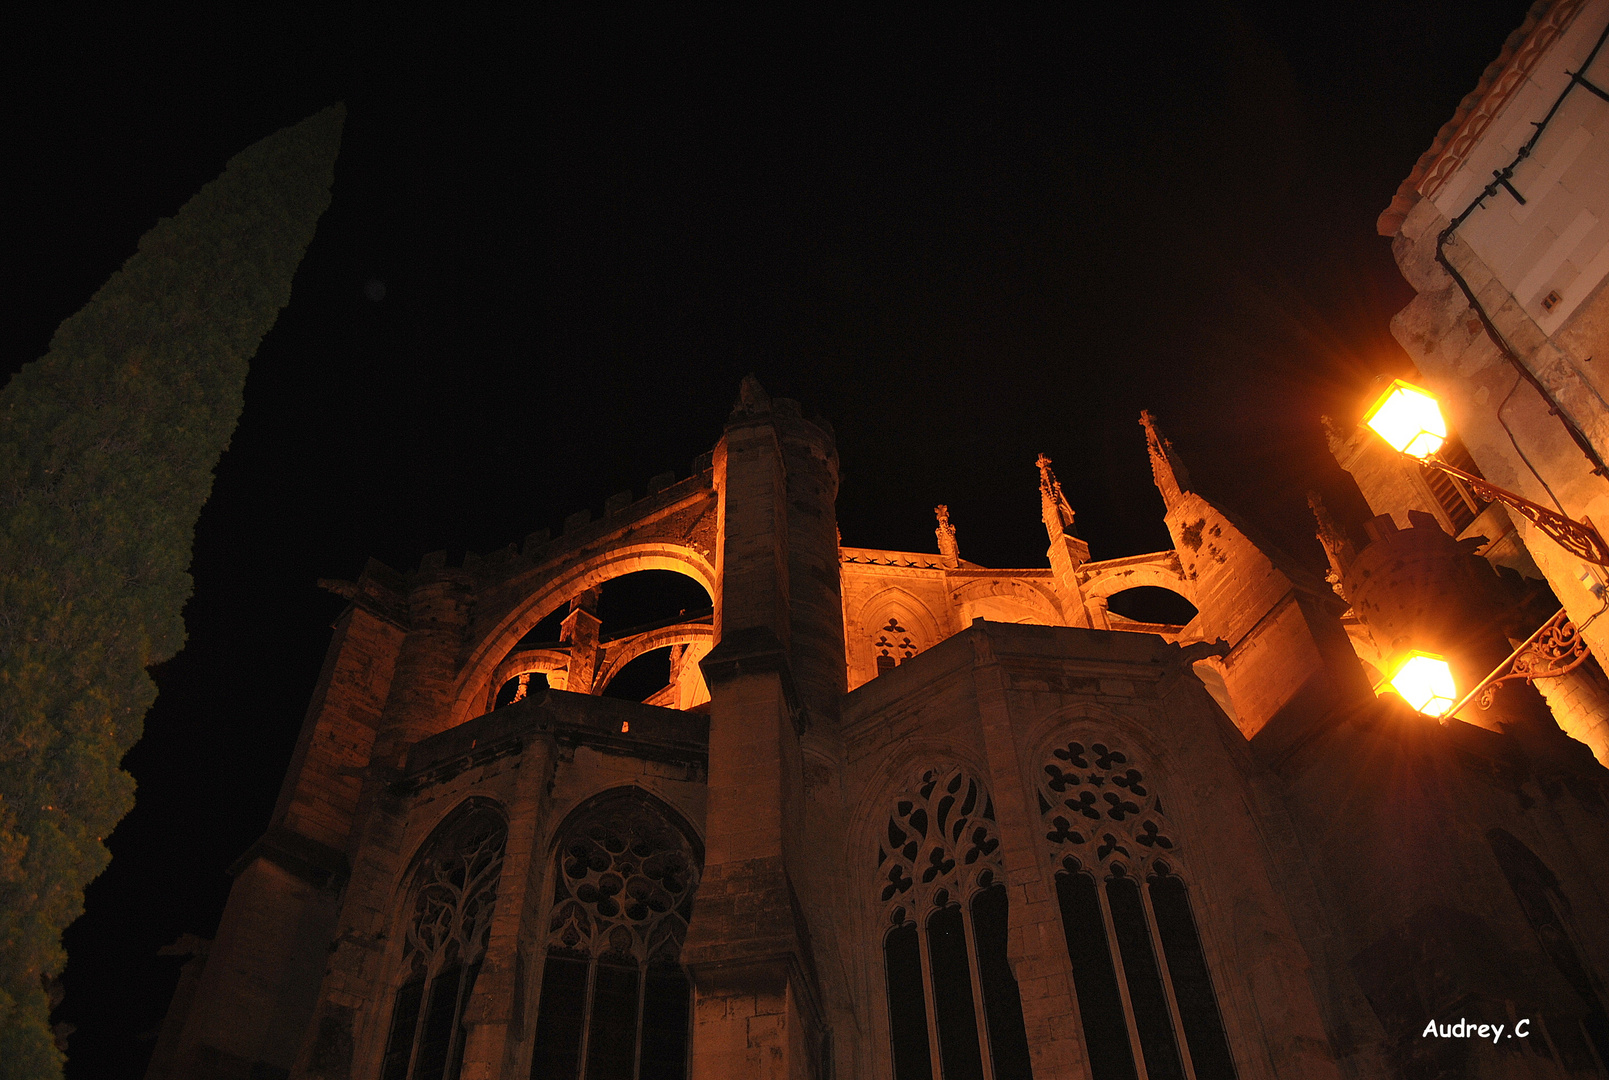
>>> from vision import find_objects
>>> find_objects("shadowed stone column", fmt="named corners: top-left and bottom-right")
top-left (459, 735), bottom-right (557, 1078)
top-left (683, 379), bottom-right (830, 1080)
top-left (968, 622), bottom-right (1089, 1080)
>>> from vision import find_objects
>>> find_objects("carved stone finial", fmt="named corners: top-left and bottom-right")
top-left (934, 504), bottom-right (960, 566)
top-left (1139, 411), bottom-right (1192, 511)
top-left (1036, 455), bottom-right (1077, 535)
top-left (1308, 490), bottom-right (1354, 599)
top-left (731, 374), bottom-right (772, 419)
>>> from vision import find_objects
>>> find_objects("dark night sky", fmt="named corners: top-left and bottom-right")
top-left (3, 3), bottom-right (1533, 1074)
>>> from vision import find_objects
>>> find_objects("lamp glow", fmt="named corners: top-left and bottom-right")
top-left (1383, 651), bottom-right (1458, 717)
top-left (1363, 379), bottom-right (1446, 459)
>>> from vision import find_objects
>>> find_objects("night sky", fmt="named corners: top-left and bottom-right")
top-left (3, 3), bottom-right (1533, 1074)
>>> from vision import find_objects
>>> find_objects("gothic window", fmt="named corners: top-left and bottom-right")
top-left (530, 795), bottom-right (700, 1080)
top-left (382, 803), bottom-right (508, 1080)
top-left (875, 616), bottom-right (918, 674)
top-left (1038, 739), bottom-right (1236, 1080)
top-left (878, 766), bottom-right (1032, 1080)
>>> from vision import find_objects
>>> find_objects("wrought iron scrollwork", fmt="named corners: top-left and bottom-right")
top-left (1428, 456), bottom-right (1609, 566)
top-left (1478, 608), bottom-right (1594, 709)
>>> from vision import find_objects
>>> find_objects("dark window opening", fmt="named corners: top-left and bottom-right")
top-left (1420, 434), bottom-right (1488, 535)
top-left (885, 922), bottom-right (934, 1080)
top-left (1107, 876), bottom-right (1183, 1080)
top-left (1148, 871), bottom-right (1237, 1080)
top-left (584, 963), bottom-right (641, 1080)
top-left (1056, 868), bottom-right (1138, 1080)
top-left (927, 904), bottom-right (986, 1080)
top-left (383, 805), bottom-right (506, 1080)
top-left (878, 769), bottom-right (1030, 1078)
top-left (971, 884), bottom-right (1033, 1080)
top-left (529, 957), bottom-right (588, 1080)
top-left (874, 615), bottom-right (918, 674)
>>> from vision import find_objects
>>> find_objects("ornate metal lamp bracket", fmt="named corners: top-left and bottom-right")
top-left (1425, 455), bottom-right (1609, 566)
top-left (1476, 608), bottom-right (1593, 710)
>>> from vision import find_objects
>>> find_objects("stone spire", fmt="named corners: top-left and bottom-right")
top-left (1035, 455), bottom-right (1091, 622)
top-left (1308, 491), bottom-right (1354, 599)
top-left (934, 504), bottom-right (960, 567)
top-left (1036, 453), bottom-right (1078, 537)
top-left (1140, 411), bottom-right (1192, 511)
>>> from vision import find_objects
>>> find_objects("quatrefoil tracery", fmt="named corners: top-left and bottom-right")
top-left (1039, 738), bottom-right (1175, 872)
top-left (547, 806), bottom-right (699, 966)
top-left (877, 765), bottom-right (1003, 923)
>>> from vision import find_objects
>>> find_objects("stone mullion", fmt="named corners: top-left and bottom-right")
top-left (1139, 878), bottom-right (1198, 1080)
top-left (577, 958), bottom-right (599, 1077)
top-left (959, 894), bottom-right (998, 1080)
top-left (967, 627), bottom-right (1087, 1080)
top-left (1097, 878), bottom-right (1150, 1080)
top-left (915, 919), bottom-right (946, 1077)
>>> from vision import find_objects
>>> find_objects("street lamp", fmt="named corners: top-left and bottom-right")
top-left (1362, 379), bottom-right (1446, 459)
top-left (1361, 379), bottom-right (1599, 721)
top-left (1380, 651), bottom-right (1458, 717)
top-left (1361, 379), bottom-right (1609, 566)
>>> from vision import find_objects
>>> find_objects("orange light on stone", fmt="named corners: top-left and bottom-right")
top-left (1363, 379), bottom-right (1447, 459)
top-left (1382, 651), bottom-right (1458, 717)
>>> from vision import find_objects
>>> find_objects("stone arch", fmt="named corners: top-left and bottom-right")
top-left (451, 543), bottom-right (717, 727)
top-left (949, 576), bottom-right (1064, 627)
top-left (594, 623), bottom-right (715, 697)
top-left (485, 648), bottom-right (571, 710)
top-left (1081, 557), bottom-right (1195, 606)
top-left (851, 586), bottom-right (946, 682)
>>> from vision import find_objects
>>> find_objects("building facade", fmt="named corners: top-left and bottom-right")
top-left (143, 377), bottom-right (1609, 1080)
top-left (1376, 0), bottom-right (1609, 723)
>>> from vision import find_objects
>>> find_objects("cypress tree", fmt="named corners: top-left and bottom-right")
top-left (0, 105), bottom-right (345, 1074)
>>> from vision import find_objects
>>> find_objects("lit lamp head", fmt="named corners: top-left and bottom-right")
top-left (1381, 650), bottom-right (1458, 717)
top-left (1362, 379), bottom-right (1447, 459)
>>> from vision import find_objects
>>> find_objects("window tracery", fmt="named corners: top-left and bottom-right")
top-left (878, 766), bottom-right (1030, 1080)
top-left (381, 803), bottom-right (508, 1080)
top-left (1037, 737), bottom-right (1236, 1080)
top-left (874, 615), bottom-right (919, 674)
top-left (530, 795), bottom-right (699, 1080)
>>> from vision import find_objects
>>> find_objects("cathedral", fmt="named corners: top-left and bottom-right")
top-left (142, 375), bottom-right (1609, 1080)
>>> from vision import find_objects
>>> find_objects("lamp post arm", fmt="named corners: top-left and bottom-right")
top-left (1437, 607), bottom-right (1587, 721)
top-left (1424, 455), bottom-right (1609, 567)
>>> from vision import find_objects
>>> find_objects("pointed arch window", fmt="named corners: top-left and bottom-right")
top-left (1039, 739), bottom-right (1236, 1080)
top-left (381, 803), bottom-right (508, 1080)
top-left (530, 795), bottom-right (700, 1080)
top-left (878, 766), bottom-right (1033, 1080)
